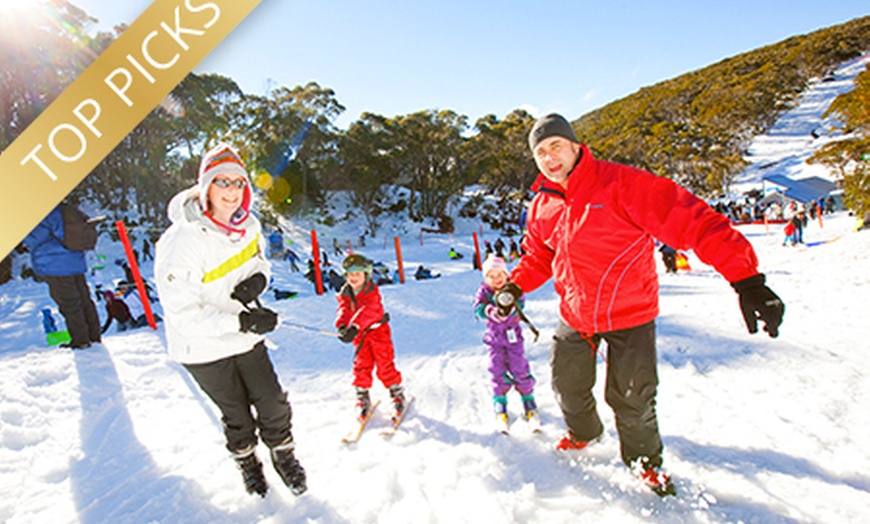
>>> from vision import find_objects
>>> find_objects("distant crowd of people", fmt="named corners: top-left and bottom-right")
top-left (713, 194), bottom-right (837, 224)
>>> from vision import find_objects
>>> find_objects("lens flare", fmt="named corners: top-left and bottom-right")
top-left (254, 171), bottom-right (274, 190)
top-left (267, 178), bottom-right (291, 204)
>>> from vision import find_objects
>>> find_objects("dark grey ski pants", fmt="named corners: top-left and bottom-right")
top-left (43, 273), bottom-right (101, 346)
top-left (184, 342), bottom-right (293, 453)
top-left (551, 319), bottom-right (663, 468)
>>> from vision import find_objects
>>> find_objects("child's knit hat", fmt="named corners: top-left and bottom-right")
top-left (482, 255), bottom-right (507, 276)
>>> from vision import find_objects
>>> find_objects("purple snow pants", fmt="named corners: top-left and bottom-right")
top-left (485, 322), bottom-right (535, 396)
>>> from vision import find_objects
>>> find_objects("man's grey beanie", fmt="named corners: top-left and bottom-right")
top-left (528, 113), bottom-right (579, 150)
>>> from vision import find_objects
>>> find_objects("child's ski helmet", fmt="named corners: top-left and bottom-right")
top-left (342, 254), bottom-right (373, 274)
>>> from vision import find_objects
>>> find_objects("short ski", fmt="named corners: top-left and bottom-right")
top-left (495, 414), bottom-right (511, 435)
top-left (381, 396), bottom-right (414, 436)
top-left (525, 411), bottom-right (543, 433)
top-left (342, 400), bottom-right (380, 443)
top-left (497, 413), bottom-right (541, 435)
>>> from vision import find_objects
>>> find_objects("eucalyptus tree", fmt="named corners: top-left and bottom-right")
top-left (464, 110), bottom-right (537, 193)
top-left (338, 113), bottom-right (401, 237)
top-left (0, 0), bottom-right (106, 151)
top-left (232, 81), bottom-right (345, 215)
top-left (386, 109), bottom-right (469, 220)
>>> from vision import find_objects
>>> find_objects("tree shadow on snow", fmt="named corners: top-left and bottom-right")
top-left (668, 435), bottom-right (870, 495)
top-left (69, 345), bottom-right (230, 523)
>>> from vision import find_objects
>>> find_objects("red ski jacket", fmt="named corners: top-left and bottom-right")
top-left (510, 144), bottom-right (759, 334)
top-left (335, 278), bottom-right (389, 340)
top-left (335, 277), bottom-right (401, 389)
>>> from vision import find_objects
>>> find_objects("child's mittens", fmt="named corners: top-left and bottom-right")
top-left (485, 304), bottom-right (508, 323)
top-left (337, 325), bottom-right (359, 343)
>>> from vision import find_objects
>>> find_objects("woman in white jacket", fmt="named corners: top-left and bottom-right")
top-left (155, 143), bottom-right (306, 497)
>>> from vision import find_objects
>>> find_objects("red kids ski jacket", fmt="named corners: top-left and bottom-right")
top-left (335, 278), bottom-right (402, 389)
top-left (510, 144), bottom-right (760, 335)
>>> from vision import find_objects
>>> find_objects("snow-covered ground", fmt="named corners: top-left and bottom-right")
top-left (2, 57), bottom-right (869, 523)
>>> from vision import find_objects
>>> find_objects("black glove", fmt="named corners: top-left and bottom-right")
top-left (502, 281), bottom-right (523, 299)
top-left (338, 325), bottom-right (359, 343)
top-left (731, 274), bottom-right (784, 338)
top-left (231, 273), bottom-right (267, 305)
top-left (495, 281), bottom-right (523, 316)
top-left (239, 307), bottom-right (278, 334)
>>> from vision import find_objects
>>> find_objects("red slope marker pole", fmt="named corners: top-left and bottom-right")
top-left (311, 230), bottom-right (324, 295)
top-left (394, 236), bottom-right (405, 284)
top-left (115, 220), bottom-right (157, 329)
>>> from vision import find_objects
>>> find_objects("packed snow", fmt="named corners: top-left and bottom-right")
top-left (1, 56), bottom-right (868, 523)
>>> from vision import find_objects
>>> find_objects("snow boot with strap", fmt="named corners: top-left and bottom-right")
top-left (355, 387), bottom-right (372, 422)
top-left (270, 438), bottom-right (307, 496)
top-left (389, 384), bottom-right (406, 422)
top-left (521, 393), bottom-right (538, 421)
top-left (232, 444), bottom-right (268, 497)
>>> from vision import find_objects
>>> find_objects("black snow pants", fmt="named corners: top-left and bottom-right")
top-left (551, 319), bottom-right (664, 468)
top-left (184, 342), bottom-right (294, 453)
top-left (43, 273), bottom-right (101, 346)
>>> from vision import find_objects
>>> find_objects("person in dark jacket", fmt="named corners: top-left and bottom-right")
top-left (510, 113), bottom-right (784, 496)
top-left (23, 205), bottom-right (101, 349)
top-left (790, 211), bottom-right (806, 244)
top-left (101, 290), bottom-right (134, 333)
top-left (659, 244), bottom-right (678, 273)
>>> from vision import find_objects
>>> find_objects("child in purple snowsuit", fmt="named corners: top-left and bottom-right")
top-left (473, 256), bottom-right (538, 425)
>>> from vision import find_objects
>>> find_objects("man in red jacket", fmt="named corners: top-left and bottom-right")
top-left (510, 113), bottom-right (784, 496)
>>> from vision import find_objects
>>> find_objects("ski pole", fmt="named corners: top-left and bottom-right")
top-left (281, 320), bottom-right (340, 337)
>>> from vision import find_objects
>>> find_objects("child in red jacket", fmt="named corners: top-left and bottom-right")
top-left (335, 254), bottom-right (406, 422)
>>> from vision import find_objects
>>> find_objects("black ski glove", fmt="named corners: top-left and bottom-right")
top-left (239, 307), bottom-right (278, 334)
top-left (731, 274), bottom-right (784, 338)
top-left (495, 281), bottom-right (523, 316)
top-left (231, 273), bottom-right (267, 305)
top-left (338, 325), bottom-right (359, 343)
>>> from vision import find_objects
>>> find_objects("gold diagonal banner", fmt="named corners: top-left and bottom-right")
top-left (0, 0), bottom-right (262, 259)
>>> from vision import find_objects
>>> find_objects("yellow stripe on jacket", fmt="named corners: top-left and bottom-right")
top-left (202, 233), bottom-right (261, 283)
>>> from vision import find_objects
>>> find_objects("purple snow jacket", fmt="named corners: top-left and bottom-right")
top-left (474, 283), bottom-right (534, 396)
top-left (473, 283), bottom-right (524, 344)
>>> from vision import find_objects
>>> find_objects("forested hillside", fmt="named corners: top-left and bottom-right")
top-left (574, 16), bottom-right (870, 197)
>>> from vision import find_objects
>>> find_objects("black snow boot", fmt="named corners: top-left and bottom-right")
top-left (355, 387), bottom-right (372, 422)
top-left (232, 445), bottom-right (268, 497)
top-left (389, 384), bottom-right (406, 421)
top-left (271, 438), bottom-right (307, 496)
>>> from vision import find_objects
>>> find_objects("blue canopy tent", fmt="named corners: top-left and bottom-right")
top-left (762, 175), bottom-right (837, 204)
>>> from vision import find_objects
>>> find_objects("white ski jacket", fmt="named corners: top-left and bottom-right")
top-left (155, 188), bottom-right (271, 364)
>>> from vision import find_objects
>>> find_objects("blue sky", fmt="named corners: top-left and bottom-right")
top-left (73, 1), bottom-right (868, 129)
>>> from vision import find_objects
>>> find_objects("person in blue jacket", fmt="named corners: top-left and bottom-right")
top-left (24, 205), bottom-right (101, 349)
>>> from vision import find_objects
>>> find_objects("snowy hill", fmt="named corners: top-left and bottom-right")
top-left (733, 54), bottom-right (869, 195)
top-left (2, 58), bottom-right (870, 523)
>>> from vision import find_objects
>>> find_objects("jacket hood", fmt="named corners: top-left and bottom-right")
top-left (167, 186), bottom-right (203, 225)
